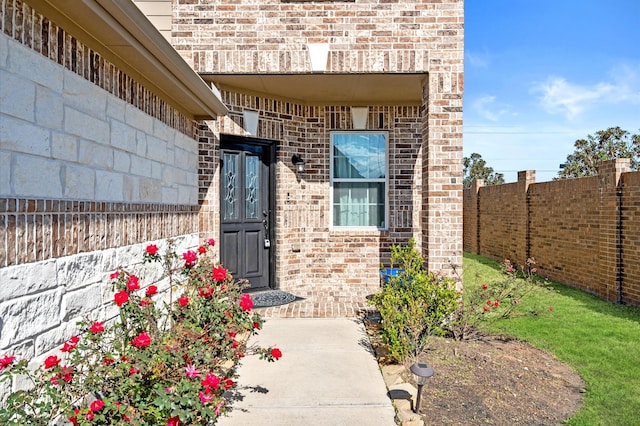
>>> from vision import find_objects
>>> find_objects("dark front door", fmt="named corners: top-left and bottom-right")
top-left (220, 135), bottom-right (275, 290)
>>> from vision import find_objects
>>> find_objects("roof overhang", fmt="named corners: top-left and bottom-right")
top-left (27, 0), bottom-right (228, 119)
top-left (201, 73), bottom-right (427, 106)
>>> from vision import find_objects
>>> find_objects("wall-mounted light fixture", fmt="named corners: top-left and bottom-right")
top-left (351, 106), bottom-right (369, 130)
top-left (307, 43), bottom-right (329, 72)
top-left (291, 154), bottom-right (306, 173)
top-left (242, 109), bottom-right (259, 136)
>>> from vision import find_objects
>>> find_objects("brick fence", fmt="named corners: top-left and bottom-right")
top-left (464, 159), bottom-right (640, 306)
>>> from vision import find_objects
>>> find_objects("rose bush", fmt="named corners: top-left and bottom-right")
top-left (446, 257), bottom-right (551, 340)
top-left (0, 238), bottom-right (280, 425)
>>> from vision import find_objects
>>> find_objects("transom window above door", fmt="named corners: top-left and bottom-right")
top-left (330, 132), bottom-right (388, 229)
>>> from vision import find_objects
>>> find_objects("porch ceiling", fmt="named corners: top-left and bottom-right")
top-left (201, 73), bottom-right (426, 106)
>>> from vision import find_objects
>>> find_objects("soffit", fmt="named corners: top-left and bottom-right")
top-left (202, 73), bottom-right (426, 106)
top-left (27, 0), bottom-right (227, 119)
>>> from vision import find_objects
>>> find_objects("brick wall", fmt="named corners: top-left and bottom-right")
top-left (197, 90), bottom-right (424, 307)
top-left (173, 0), bottom-right (462, 75)
top-left (465, 159), bottom-right (640, 306)
top-left (463, 179), bottom-right (481, 253)
top-left (176, 0), bottom-right (464, 284)
top-left (529, 176), bottom-right (601, 294)
top-left (621, 171), bottom-right (640, 303)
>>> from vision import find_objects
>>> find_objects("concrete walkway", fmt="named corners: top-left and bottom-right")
top-left (219, 318), bottom-right (397, 426)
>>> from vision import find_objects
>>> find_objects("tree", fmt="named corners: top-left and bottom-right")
top-left (558, 127), bottom-right (640, 179)
top-left (463, 153), bottom-right (505, 188)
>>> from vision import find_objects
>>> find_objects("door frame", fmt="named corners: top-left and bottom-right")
top-left (219, 133), bottom-right (277, 291)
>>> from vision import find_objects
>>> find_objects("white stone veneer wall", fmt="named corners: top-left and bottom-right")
top-left (0, 233), bottom-right (198, 395)
top-left (0, 35), bottom-right (198, 205)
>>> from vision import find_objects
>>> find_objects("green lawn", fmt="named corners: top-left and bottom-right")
top-left (464, 252), bottom-right (640, 426)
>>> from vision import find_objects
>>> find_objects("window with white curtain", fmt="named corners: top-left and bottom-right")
top-left (330, 131), bottom-right (388, 229)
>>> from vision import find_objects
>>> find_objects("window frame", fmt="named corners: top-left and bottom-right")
top-left (329, 131), bottom-right (389, 230)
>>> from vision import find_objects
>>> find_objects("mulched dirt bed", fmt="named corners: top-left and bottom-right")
top-left (367, 319), bottom-right (585, 425)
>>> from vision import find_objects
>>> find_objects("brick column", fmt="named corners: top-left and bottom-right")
top-left (421, 72), bottom-right (463, 278)
top-left (463, 179), bottom-right (484, 254)
top-left (516, 170), bottom-right (535, 267)
top-left (598, 159), bottom-right (629, 302)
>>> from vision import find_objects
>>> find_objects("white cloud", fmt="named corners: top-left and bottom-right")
top-left (466, 49), bottom-right (489, 68)
top-left (532, 64), bottom-right (640, 119)
top-left (471, 95), bottom-right (513, 122)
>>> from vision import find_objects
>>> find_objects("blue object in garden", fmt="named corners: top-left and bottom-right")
top-left (380, 268), bottom-right (404, 284)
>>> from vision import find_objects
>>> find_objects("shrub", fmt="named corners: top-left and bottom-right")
top-left (0, 239), bottom-right (280, 425)
top-left (370, 239), bottom-right (459, 363)
top-left (447, 257), bottom-right (549, 340)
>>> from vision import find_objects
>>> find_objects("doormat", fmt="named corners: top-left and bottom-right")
top-left (251, 290), bottom-right (298, 308)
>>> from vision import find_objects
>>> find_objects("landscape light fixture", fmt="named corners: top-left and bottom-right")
top-left (410, 362), bottom-right (434, 413)
top-left (291, 154), bottom-right (306, 173)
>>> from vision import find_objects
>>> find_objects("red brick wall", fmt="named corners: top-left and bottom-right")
top-left (477, 171), bottom-right (533, 267)
top-left (465, 159), bottom-right (640, 306)
top-left (529, 177), bottom-right (601, 294)
top-left (463, 180), bottom-right (481, 253)
top-left (621, 172), bottom-right (640, 304)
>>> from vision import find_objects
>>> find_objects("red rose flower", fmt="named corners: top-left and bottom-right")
top-left (178, 296), bottom-right (189, 307)
top-left (86, 412), bottom-right (94, 421)
top-left (212, 266), bottom-right (228, 282)
top-left (101, 357), bottom-right (115, 365)
top-left (198, 286), bottom-right (214, 298)
top-left (146, 244), bottom-right (159, 255)
top-left (61, 341), bottom-right (75, 353)
top-left (131, 332), bottom-right (151, 348)
top-left (0, 355), bottom-right (16, 370)
top-left (167, 416), bottom-right (181, 426)
top-left (239, 293), bottom-right (253, 311)
top-left (60, 365), bottom-right (73, 382)
top-left (201, 373), bottom-right (221, 390)
top-left (270, 348), bottom-right (283, 360)
top-left (481, 284), bottom-right (488, 290)
top-left (140, 299), bottom-right (152, 307)
top-left (494, 301), bottom-right (500, 307)
top-left (549, 306), bottom-right (553, 312)
top-left (126, 275), bottom-right (140, 291)
top-left (486, 300), bottom-right (492, 306)
top-left (90, 400), bottom-right (105, 412)
top-left (89, 321), bottom-right (104, 333)
top-left (114, 290), bottom-right (129, 307)
top-left (146, 285), bottom-right (158, 296)
top-left (483, 306), bottom-right (489, 312)
top-left (197, 245), bottom-right (207, 254)
top-left (207, 238), bottom-right (215, 246)
top-left (110, 271), bottom-right (120, 280)
top-left (44, 355), bottom-right (61, 369)
top-left (253, 321), bottom-right (261, 330)
top-left (199, 390), bottom-right (214, 404)
top-left (182, 250), bottom-right (197, 267)
top-left (223, 378), bottom-right (235, 390)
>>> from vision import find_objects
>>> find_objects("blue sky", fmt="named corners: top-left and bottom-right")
top-left (464, 0), bottom-right (640, 182)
